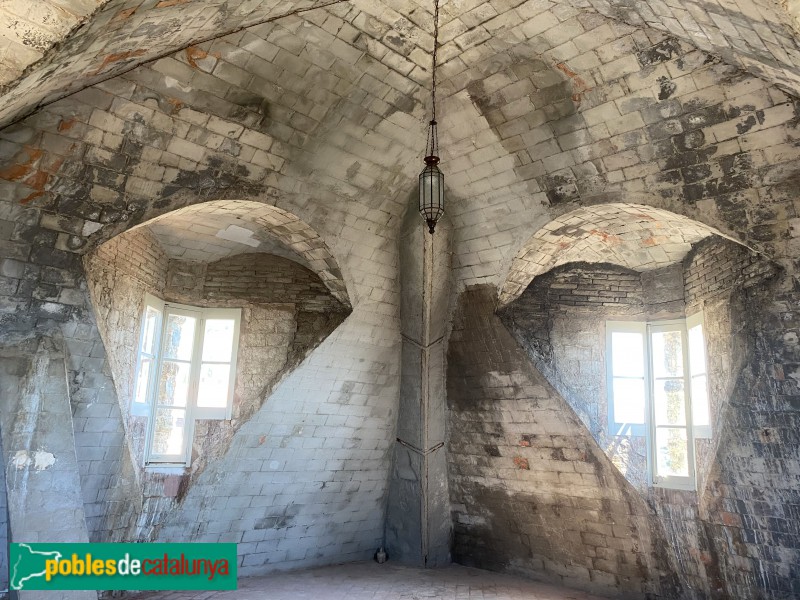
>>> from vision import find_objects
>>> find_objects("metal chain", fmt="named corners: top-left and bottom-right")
top-left (424, 0), bottom-right (440, 158)
top-left (431, 0), bottom-right (440, 124)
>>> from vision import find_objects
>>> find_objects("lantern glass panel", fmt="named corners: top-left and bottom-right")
top-left (419, 164), bottom-right (444, 221)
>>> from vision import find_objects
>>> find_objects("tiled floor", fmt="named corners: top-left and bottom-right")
top-left (131, 561), bottom-right (608, 599)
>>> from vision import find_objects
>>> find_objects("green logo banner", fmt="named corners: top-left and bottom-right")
top-left (10, 543), bottom-right (237, 591)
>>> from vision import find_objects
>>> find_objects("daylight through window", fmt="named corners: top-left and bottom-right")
top-left (606, 314), bottom-right (710, 489)
top-left (133, 294), bottom-right (241, 466)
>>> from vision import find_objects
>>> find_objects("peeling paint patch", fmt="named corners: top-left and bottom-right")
top-left (92, 50), bottom-right (146, 76)
top-left (555, 62), bottom-right (592, 105)
top-left (34, 451), bottom-right (56, 470)
top-left (12, 450), bottom-right (56, 470)
top-left (57, 118), bottom-right (76, 132)
top-left (185, 46), bottom-right (219, 71)
top-left (12, 451), bottom-right (28, 469)
top-left (0, 146), bottom-right (44, 181)
top-left (83, 220), bottom-right (103, 237)
top-left (658, 76), bottom-right (677, 100)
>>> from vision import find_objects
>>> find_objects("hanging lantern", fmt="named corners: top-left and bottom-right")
top-left (419, 0), bottom-right (444, 235)
top-left (419, 120), bottom-right (444, 235)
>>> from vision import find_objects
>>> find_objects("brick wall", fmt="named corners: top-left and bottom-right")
top-left (83, 227), bottom-right (353, 543)
top-left (0, 38), bottom-right (407, 566)
top-left (484, 236), bottom-right (793, 598)
top-left (682, 237), bottom-right (777, 493)
top-left (448, 286), bottom-right (680, 598)
top-left (79, 227), bottom-right (167, 540)
top-left (499, 241), bottom-right (778, 495)
top-left (202, 253), bottom-right (345, 313)
top-left (499, 262), bottom-right (676, 489)
top-left (533, 264), bottom-right (645, 310)
top-left (0, 0), bottom-right (407, 575)
top-left (449, 25), bottom-right (800, 297)
top-left (0, 0), bottom-right (797, 590)
top-left (157, 306), bottom-right (397, 573)
top-left (684, 236), bottom-right (777, 309)
top-left (92, 226), bottom-right (169, 292)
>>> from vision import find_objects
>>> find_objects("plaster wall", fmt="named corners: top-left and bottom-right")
top-left (0, 336), bottom-right (94, 600)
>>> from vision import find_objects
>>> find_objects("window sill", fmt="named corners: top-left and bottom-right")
top-left (143, 464), bottom-right (189, 474)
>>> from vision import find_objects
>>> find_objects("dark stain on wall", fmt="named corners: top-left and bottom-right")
top-left (453, 234), bottom-right (797, 599)
top-left (447, 285), bottom-right (681, 598)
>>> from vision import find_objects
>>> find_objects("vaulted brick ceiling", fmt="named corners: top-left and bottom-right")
top-left (0, 0), bottom-right (800, 131)
top-left (1, 0), bottom-right (799, 134)
top-left (132, 200), bottom-right (350, 305)
top-left (497, 203), bottom-right (719, 304)
top-left (1, 0), bottom-right (798, 303)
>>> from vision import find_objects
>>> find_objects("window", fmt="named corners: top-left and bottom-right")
top-left (133, 294), bottom-right (241, 466)
top-left (606, 313), bottom-right (710, 489)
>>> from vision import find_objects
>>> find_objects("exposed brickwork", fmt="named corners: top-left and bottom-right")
top-left (494, 234), bottom-right (794, 597)
top-left (531, 264), bottom-right (645, 310)
top-left (91, 225), bottom-right (168, 292)
top-left (82, 226), bottom-right (352, 544)
top-left (0, 0), bottom-right (797, 593)
top-left (684, 236), bottom-right (778, 308)
top-left (77, 228), bottom-right (167, 540)
top-left (446, 29), bottom-right (800, 295)
top-left (203, 253), bottom-right (344, 313)
top-left (499, 262), bottom-right (676, 489)
top-left (498, 205), bottom-right (713, 305)
top-left (448, 286), bottom-right (680, 598)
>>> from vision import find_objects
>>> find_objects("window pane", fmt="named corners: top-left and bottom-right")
top-left (142, 306), bottom-right (160, 354)
top-left (651, 330), bottom-right (684, 378)
top-left (163, 313), bottom-right (196, 361)
top-left (612, 377), bottom-right (646, 424)
top-left (692, 375), bottom-right (710, 428)
top-left (197, 363), bottom-right (231, 409)
top-left (655, 427), bottom-right (689, 477)
top-left (201, 319), bottom-right (235, 362)
top-left (611, 332), bottom-right (644, 377)
top-left (151, 408), bottom-right (186, 457)
top-left (134, 358), bottom-right (151, 405)
top-left (158, 360), bottom-right (191, 407)
top-left (654, 378), bottom-right (686, 426)
top-left (688, 324), bottom-right (706, 374)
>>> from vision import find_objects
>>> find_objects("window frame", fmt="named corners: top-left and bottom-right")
top-left (132, 294), bottom-right (164, 417)
top-left (606, 313), bottom-right (710, 490)
top-left (646, 319), bottom-right (695, 491)
top-left (687, 311), bottom-right (712, 439)
top-left (134, 295), bottom-right (241, 467)
top-left (606, 320), bottom-right (648, 437)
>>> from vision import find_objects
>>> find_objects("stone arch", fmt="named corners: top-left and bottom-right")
top-left (93, 199), bottom-right (350, 308)
top-left (498, 202), bottom-right (742, 306)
